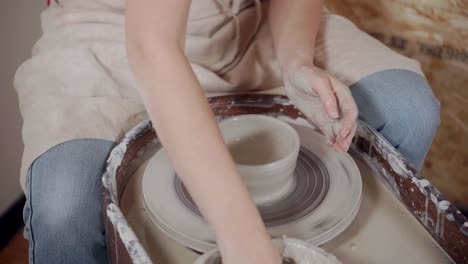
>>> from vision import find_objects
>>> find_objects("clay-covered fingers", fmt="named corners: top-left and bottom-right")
top-left (285, 66), bottom-right (356, 151)
top-left (335, 121), bottom-right (356, 152)
top-left (291, 67), bottom-right (339, 119)
top-left (329, 76), bottom-right (358, 151)
top-left (309, 71), bottom-right (340, 119)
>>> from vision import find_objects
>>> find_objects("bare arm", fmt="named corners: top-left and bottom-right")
top-left (269, 0), bottom-right (323, 69)
top-left (269, 0), bottom-right (358, 152)
top-left (125, 1), bottom-right (280, 263)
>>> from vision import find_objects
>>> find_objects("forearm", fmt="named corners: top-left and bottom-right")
top-left (125, 1), bottom-right (280, 262)
top-left (269, 0), bottom-right (323, 70)
top-left (127, 41), bottom-right (270, 249)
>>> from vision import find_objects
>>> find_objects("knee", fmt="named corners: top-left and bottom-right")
top-left (29, 172), bottom-right (102, 236)
top-left (27, 139), bottom-right (115, 233)
top-left (412, 87), bottom-right (441, 134)
top-left (352, 70), bottom-right (440, 170)
top-left (352, 69), bottom-right (440, 137)
top-left (39, 194), bottom-right (86, 233)
top-left (385, 71), bottom-right (441, 140)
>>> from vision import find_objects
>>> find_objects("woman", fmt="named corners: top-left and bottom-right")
top-left (16, 0), bottom-right (440, 263)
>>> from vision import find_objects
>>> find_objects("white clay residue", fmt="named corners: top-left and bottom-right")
top-left (102, 120), bottom-right (152, 204)
top-left (411, 177), bottom-right (431, 194)
top-left (414, 178), bottom-right (430, 189)
top-left (438, 200), bottom-right (450, 211)
top-left (102, 143), bottom-right (126, 203)
top-left (424, 197), bottom-right (429, 226)
top-left (107, 204), bottom-right (152, 264)
top-left (359, 124), bottom-right (415, 179)
top-left (273, 95), bottom-right (294, 106)
top-left (387, 153), bottom-right (409, 176)
top-left (427, 195), bottom-right (451, 238)
top-left (123, 120), bottom-right (153, 145)
top-left (446, 214), bottom-right (455, 221)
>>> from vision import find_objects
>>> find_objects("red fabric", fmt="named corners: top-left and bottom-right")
top-left (47, 0), bottom-right (50, 6)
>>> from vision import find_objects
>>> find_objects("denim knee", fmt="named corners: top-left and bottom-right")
top-left (412, 87), bottom-right (441, 138)
top-left (23, 139), bottom-right (115, 264)
top-left (351, 69), bottom-right (440, 170)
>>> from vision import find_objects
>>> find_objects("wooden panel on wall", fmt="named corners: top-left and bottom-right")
top-left (326, 0), bottom-right (468, 50)
top-left (326, 0), bottom-right (468, 211)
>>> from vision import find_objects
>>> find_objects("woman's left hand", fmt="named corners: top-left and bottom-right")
top-left (283, 63), bottom-right (358, 152)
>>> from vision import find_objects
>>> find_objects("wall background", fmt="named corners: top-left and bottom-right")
top-left (0, 1), bottom-right (44, 215)
top-left (326, 0), bottom-right (468, 211)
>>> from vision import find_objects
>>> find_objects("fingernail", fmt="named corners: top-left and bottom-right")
top-left (342, 132), bottom-right (347, 139)
top-left (334, 144), bottom-right (341, 153)
top-left (342, 141), bottom-right (350, 152)
top-left (329, 108), bottom-right (339, 119)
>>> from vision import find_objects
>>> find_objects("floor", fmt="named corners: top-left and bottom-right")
top-left (0, 230), bottom-right (28, 264)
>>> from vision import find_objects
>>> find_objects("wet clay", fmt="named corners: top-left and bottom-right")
top-left (120, 155), bottom-right (450, 263)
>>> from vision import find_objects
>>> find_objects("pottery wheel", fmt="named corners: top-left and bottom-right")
top-left (142, 122), bottom-right (362, 252)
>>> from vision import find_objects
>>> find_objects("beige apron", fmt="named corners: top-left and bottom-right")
top-left (14, 0), bottom-right (423, 190)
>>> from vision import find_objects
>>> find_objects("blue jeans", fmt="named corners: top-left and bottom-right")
top-left (23, 69), bottom-right (439, 263)
top-left (23, 139), bottom-right (115, 264)
top-left (351, 69), bottom-right (440, 170)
